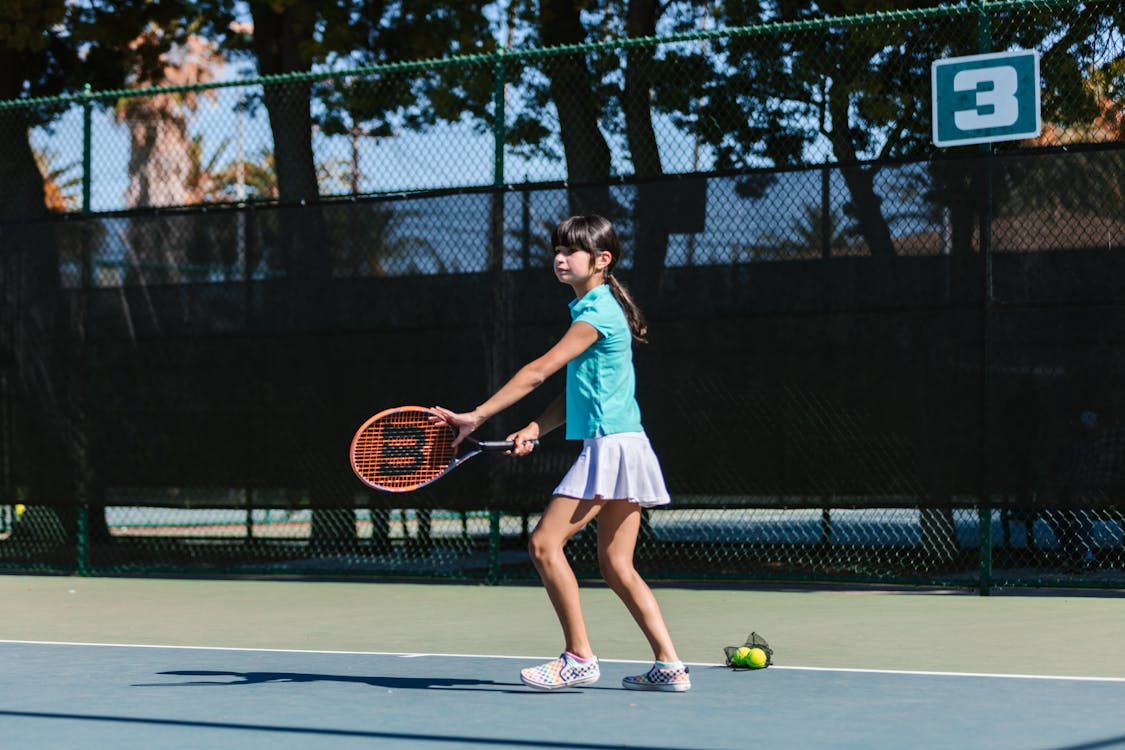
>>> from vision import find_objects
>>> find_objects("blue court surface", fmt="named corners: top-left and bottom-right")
top-left (3, 640), bottom-right (1124, 750)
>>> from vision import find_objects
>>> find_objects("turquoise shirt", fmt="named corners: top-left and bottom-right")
top-left (565, 283), bottom-right (644, 439)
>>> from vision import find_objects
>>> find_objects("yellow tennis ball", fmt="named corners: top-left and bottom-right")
top-left (14, 503), bottom-right (26, 519)
top-left (746, 647), bottom-right (768, 669)
top-left (733, 646), bottom-right (752, 666)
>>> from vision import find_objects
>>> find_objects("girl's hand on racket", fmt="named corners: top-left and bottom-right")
top-left (430, 406), bottom-right (484, 448)
top-left (506, 423), bottom-right (540, 457)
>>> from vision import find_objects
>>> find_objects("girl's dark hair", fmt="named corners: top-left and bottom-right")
top-left (552, 214), bottom-right (648, 344)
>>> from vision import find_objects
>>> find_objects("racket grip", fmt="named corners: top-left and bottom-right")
top-left (478, 439), bottom-right (539, 451)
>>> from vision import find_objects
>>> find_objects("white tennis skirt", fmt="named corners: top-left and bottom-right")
top-left (553, 432), bottom-right (671, 508)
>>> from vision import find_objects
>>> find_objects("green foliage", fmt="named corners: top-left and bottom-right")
top-left (0, 0), bottom-right (66, 53)
top-left (192, 0), bottom-right (496, 137)
top-left (0, 0), bottom-right (206, 119)
top-left (4, 0), bottom-right (1124, 218)
top-left (33, 147), bottom-right (81, 212)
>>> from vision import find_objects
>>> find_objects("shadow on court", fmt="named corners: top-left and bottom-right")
top-left (0, 711), bottom-right (709, 750)
top-left (133, 668), bottom-right (651, 695)
top-left (134, 669), bottom-right (524, 692)
top-left (1052, 735), bottom-right (1125, 750)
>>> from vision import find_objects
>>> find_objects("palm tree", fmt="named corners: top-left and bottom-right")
top-left (117, 32), bottom-right (225, 208)
top-left (34, 148), bottom-right (82, 213)
top-left (185, 133), bottom-right (231, 205)
top-left (352, 205), bottom-right (441, 277)
top-left (209, 147), bottom-right (279, 202)
top-left (757, 203), bottom-right (851, 261)
top-left (116, 32), bottom-right (225, 283)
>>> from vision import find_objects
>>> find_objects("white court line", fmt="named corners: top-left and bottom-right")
top-left (3, 639), bottom-right (1124, 683)
top-left (769, 665), bottom-right (1125, 684)
top-left (0, 638), bottom-right (654, 663)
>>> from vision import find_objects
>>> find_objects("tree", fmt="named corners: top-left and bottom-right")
top-left (0, 1), bottom-right (66, 224)
top-left (502, 1), bottom-right (708, 294)
top-left (34, 148), bottom-right (82, 213)
top-left (506, 0), bottom-right (616, 216)
top-left (0, 0), bottom-right (193, 541)
top-left (118, 33), bottom-right (225, 208)
top-left (1, 1), bottom-right (196, 220)
top-left (763, 203), bottom-right (851, 259)
top-left (924, 5), bottom-right (1125, 256)
top-left (117, 32), bottom-right (226, 284)
top-left (330, 203), bottom-right (444, 277)
top-left (683, 1), bottom-right (968, 257)
top-left (185, 1), bottom-right (495, 276)
top-left (182, 1), bottom-right (499, 546)
top-left (210, 147), bottom-right (278, 202)
top-left (617, 0), bottom-right (698, 294)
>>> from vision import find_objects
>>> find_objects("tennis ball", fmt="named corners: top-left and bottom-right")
top-left (14, 503), bottom-right (26, 520)
top-left (746, 647), bottom-right (768, 669)
top-left (732, 646), bottom-right (752, 666)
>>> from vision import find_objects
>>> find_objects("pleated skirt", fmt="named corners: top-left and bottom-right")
top-left (553, 431), bottom-right (671, 508)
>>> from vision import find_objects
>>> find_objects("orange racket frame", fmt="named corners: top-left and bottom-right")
top-left (349, 405), bottom-right (531, 493)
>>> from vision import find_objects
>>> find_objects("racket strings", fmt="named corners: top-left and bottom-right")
top-left (351, 410), bottom-right (456, 491)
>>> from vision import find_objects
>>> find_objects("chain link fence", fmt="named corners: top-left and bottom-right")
top-left (2, 1), bottom-right (1124, 591)
top-left (5, 2), bottom-right (1121, 210)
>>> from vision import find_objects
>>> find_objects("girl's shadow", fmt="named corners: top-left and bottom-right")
top-left (134, 670), bottom-right (554, 693)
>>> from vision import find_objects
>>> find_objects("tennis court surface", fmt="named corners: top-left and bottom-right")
top-left (4, 575), bottom-right (1125, 749)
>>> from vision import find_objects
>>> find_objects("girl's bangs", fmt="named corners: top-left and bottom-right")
top-left (552, 223), bottom-right (594, 253)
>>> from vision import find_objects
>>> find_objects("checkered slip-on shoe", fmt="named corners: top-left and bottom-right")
top-left (520, 653), bottom-right (601, 690)
top-left (622, 663), bottom-right (692, 692)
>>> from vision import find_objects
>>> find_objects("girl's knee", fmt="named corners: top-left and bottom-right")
top-left (528, 530), bottom-right (562, 565)
top-left (598, 552), bottom-right (635, 586)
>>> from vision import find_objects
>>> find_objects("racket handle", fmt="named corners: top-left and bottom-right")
top-left (478, 439), bottom-right (540, 451)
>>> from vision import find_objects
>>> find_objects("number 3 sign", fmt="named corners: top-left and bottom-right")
top-left (932, 50), bottom-right (1041, 147)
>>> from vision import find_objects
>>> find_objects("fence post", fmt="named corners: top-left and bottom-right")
top-left (978, 500), bottom-right (993, 595)
top-left (976, 3), bottom-right (994, 596)
top-left (81, 84), bottom-right (93, 217)
top-left (77, 504), bottom-right (89, 576)
top-left (820, 164), bottom-right (831, 257)
top-left (486, 47), bottom-right (508, 586)
top-left (493, 46), bottom-right (507, 187)
top-left (78, 83), bottom-right (94, 574)
top-left (0, 372), bottom-right (10, 511)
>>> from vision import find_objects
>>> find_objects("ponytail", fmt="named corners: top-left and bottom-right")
top-left (553, 213), bottom-right (649, 344)
top-left (607, 273), bottom-right (649, 345)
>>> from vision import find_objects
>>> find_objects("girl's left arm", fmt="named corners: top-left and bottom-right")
top-left (505, 391), bottom-right (564, 456)
top-left (433, 322), bottom-right (599, 447)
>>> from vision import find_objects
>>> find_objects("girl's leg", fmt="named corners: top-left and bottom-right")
top-left (596, 500), bottom-right (680, 663)
top-left (528, 495), bottom-right (605, 658)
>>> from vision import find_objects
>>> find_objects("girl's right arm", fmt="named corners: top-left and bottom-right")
top-left (433, 321), bottom-right (598, 447)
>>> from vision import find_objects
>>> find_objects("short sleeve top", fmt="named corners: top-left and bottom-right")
top-left (565, 283), bottom-right (644, 439)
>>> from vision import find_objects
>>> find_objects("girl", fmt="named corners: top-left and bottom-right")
top-left (433, 214), bottom-right (689, 692)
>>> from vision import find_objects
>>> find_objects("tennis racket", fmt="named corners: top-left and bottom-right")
top-left (349, 405), bottom-right (535, 493)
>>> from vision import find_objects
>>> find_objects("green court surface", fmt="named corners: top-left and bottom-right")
top-left (3, 574), bottom-right (1123, 677)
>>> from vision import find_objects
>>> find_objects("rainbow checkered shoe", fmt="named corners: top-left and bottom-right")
top-left (520, 652), bottom-right (601, 690)
top-left (622, 662), bottom-right (691, 692)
